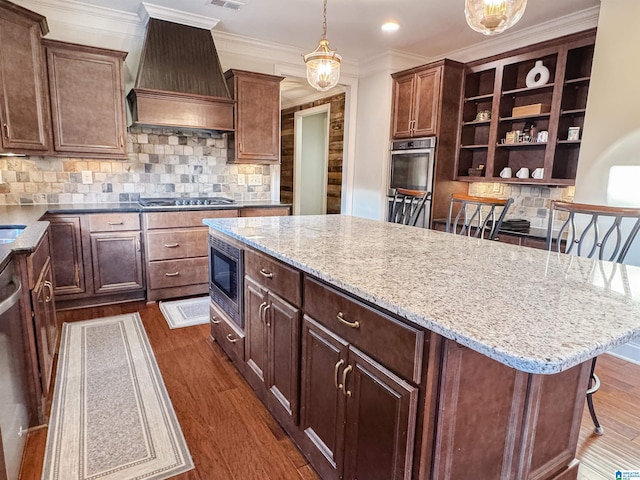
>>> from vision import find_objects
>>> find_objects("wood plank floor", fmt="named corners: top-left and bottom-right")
top-left (19, 302), bottom-right (640, 479)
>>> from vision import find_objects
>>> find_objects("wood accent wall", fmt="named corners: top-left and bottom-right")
top-left (280, 93), bottom-right (345, 214)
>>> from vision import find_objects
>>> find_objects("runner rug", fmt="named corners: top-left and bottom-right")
top-left (159, 296), bottom-right (210, 329)
top-left (42, 313), bottom-right (194, 480)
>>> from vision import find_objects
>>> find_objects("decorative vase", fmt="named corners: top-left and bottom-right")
top-left (525, 60), bottom-right (550, 88)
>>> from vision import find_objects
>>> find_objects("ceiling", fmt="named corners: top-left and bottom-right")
top-left (74, 0), bottom-right (601, 63)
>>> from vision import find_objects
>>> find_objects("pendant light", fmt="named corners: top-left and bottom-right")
top-left (304, 0), bottom-right (342, 92)
top-left (464, 0), bottom-right (527, 35)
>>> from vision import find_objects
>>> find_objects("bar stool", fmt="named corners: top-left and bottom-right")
top-left (446, 193), bottom-right (514, 240)
top-left (387, 189), bottom-right (431, 227)
top-left (546, 200), bottom-right (640, 435)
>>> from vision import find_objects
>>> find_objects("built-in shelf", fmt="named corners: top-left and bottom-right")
top-left (462, 119), bottom-right (491, 126)
top-left (460, 144), bottom-right (489, 149)
top-left (561, 109), bottom-right (586, 115)
top-left (464, 93), bottom-right (494, 102)
top-left (496, 142), bottom-right (547, 148)
top-left (557, 140), bottom-right (581, 145)
top-left (564, 76), bottom-right (590, 85)
top-left (502, 83), bottom-right (555, 96)
top-left (500, 113), bottom-right (551, 122)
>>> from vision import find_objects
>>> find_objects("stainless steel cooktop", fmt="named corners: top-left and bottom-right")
top-left (138, 197), bottom-right (236, 208)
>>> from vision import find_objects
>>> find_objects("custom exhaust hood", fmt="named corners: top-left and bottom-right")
top-left (127, 18), bottom-right (234, 131)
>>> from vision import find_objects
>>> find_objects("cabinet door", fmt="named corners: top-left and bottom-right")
top-left (391, 74), bottom-right (415, 139)
top-left (266, 292), bottom-right (301, 423)
top-left (413, 67), bottom-right (441, 137)
top-left (31, 261), bottom-right (56, 395)
top-left (45, 41), bottom-right (127, 157)
top-left (300, 316), bottom-right (348, 480)
top-left (0, 7), bottom-right (49, 152)
top-left (244, 276), bottom-right (269, 385)
top-left (343, 347), bottom-right (418, 480)
top-left (90, 232), bottom-right (144, 294)
top-left (232, 71), bottom-right (282, 163)
top-left (47, 216), bottom-right (86, 296)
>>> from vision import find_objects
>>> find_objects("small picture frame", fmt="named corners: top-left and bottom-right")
top-left (568, 126), bottom-right (581, 141)
top-left (505, 131), bottom-right (516, 144)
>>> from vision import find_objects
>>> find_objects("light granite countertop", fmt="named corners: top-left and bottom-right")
top-left (204, 214), bottom-right (640, 375)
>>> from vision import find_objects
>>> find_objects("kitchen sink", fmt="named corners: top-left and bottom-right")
top-left (0, 226), bottom-right (26, 244)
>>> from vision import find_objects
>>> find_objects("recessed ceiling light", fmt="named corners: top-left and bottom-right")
top-left (381, 20), bottom-right (400, 32)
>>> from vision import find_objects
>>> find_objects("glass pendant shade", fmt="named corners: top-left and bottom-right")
top-left (304, 0), bottom-right (341, 92)
top-left (304, 39), bottom-right (342, 92)
top-left (465, 0), bottom-right (527, 35)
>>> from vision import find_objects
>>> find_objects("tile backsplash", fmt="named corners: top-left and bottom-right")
top-left (0, 127), bottom-right (271, 205)
top-left (468, 183), bottom-right (575, 229)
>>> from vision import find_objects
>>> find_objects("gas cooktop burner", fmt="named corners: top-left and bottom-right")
top-left (138, 197), bottom-right (236, 207)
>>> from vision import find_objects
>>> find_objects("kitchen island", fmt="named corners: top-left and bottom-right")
top-left (205, 214), bottom-right (640, 480)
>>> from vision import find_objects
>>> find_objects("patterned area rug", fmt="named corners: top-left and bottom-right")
top-left (42, 313), bottom-right (194, 480)
top-left (159, 296), bottom-right (210, 329)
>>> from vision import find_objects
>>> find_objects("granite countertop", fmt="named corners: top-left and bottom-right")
top-left (204, 214), bottom-right (640, 375)
top-left (0, 200), bottom-right (290, 271)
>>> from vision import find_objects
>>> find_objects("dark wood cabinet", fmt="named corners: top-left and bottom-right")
top-left (47, 212), bottom-right (145, 309)
top-left (391, 66), bottom-right (441, 139)
top-left (0, 0), bottom-right (50, 153)
top-left (47, 216), bottom-right (85, 296)
top-left (300, 316), bottom-right (418, 480)
top-left (90, 231), bottom-right (144, 293)
top-left (42, 39), bottom-right (128, 158)
top-left (31, 258), bottom-right (55, 396)
top-left (225, 69), bottom-right (283, 164)
top-left (244, 269), bottom-right (301, 425)
top-left (455, 29), bottom-right (596, 185)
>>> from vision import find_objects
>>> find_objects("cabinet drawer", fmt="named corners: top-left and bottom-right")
top-left (88, 213), bottom-right (140, 232)
top-left (148, 257), bottom-right (208, 289)
top-left (303, 276), bottom-right (424, 383)
top-left (147, 228), bottom-right (208, 261)
top-left (144, 209), bottom-right (238, 230)
top-left (210, 302), bottom-right (245, 363)
top-left (245, 249), bottom-right (301, 307)
top-left (241, 207), bottom-right (291, 217)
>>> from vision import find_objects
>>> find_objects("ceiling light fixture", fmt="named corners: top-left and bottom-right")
top-left (303, 0), bottom-right (342, 92)
top-left (464, 0), bottom-right (527, 35)
top-left (381, 20), bottom-right (400, 32)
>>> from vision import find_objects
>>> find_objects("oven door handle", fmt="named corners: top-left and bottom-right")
top-left (0, 276), bottom-right (22, 316)
top-left (390, 148), bottom-right (435, 155)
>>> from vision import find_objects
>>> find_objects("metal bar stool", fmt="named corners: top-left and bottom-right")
top-left (546, 200), bottom-right (640, 435)
top-left (446, 193), bottom-right (514, 240)
top-left (388, 188), bottom-right (431, 227)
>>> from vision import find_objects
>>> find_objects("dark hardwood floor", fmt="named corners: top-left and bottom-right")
top-left (20, 302), bottom-right (640, 479)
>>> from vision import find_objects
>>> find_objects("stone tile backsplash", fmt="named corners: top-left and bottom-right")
top-left (0, 126), bottom-right (271, 205)
top-left (468, 183), bottom-right (575, 229)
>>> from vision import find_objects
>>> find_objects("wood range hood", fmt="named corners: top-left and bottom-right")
top-left (127, 18), bottom-right (234, 132)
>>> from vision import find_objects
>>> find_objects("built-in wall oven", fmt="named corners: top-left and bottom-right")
top-left (208, 235), bottom-right (244, 328)
top-left (388, 136), bottom-right (437, 227)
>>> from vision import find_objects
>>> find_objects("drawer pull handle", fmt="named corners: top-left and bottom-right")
top-left (107, 221), bottom-right (124, 226)
top-left (164, 243), bottom-right (180, 248)
top-left (337, 312), bottom-right (360, 329)
top-left (259, 268), bottom-right (273, 279)
top-left (334, 359), bottom-right (345, 391)
top-left (165, 272), bottom-right (180, 277)
top-left (263, 303), bottom-right (272, 327)
top-left (259, 301), bottom-right (267, 324)
top-left (211, 315), bottom-right (221, 324)
top-left (226, 333), bottom-right (238, 344)
top-left (341, 365), bottom-right (353, 397)
top-left (2, 123), bottom-right (9, 139)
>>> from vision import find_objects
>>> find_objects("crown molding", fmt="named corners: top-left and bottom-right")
top-left (281, 85), bottom-right (347, 110)
top-left (443, 5), bottom-right (600, 64)
top-left (138, 2), bottom-right (220, 29)
top-left (14, 0), bottom-right (144, 37)
top-left (358, 49), bottom-right (429, 77)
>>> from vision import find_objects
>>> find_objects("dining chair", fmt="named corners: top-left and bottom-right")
top-left (546, 200), bottom-right (640, 435)
top-left (446, 193), bottom-right (514, 240)
top-left (387, 188), bottom-right (431, 227)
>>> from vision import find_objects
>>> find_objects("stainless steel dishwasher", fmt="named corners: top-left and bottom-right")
top-left (0, 261), bottom-right (29, 480)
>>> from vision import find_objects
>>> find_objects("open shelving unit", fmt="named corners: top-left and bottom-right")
top-left (454, 30), bottom-right (596, 185)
